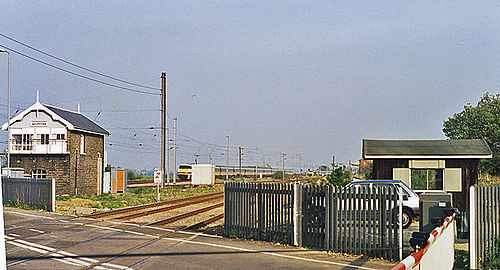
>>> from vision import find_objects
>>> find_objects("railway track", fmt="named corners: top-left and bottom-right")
top-left (7, 192), bottom-right (226, 268)
top-left (85, 191), bottom-right (223, 219)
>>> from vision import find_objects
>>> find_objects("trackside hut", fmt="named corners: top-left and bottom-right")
top-left (362, 139), bottom-right (492, 211)
top-left (1, 101), bottom-right (109, 196)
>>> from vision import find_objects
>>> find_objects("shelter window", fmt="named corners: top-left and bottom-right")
top-left (411, 169), bottom-right (443, 190)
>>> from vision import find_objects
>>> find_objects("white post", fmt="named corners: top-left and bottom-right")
top-left (398, 186), bottom-right (403, 260)
top-left (470, 185), bottom-right (477, 269)
top-left (0, 174), bottom-right (7, 269)
top-left (293, 183), bottom-right (299, 246)
top-left (51, 178), bottom-right (56, 212)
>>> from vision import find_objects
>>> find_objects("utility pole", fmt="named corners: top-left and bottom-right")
top-left (226, 136), bottom-right (229, 180)
top-left (299, 154), bottom-right (302, 175)
top-left (208, 147), bottom-right (212, 164)
top-left (238, 147), bottom-right (243, 177)
top-left (295, 154), bottom-right (299, 174)
top-left (194, 154), bottom-right (199, 164)
top-left (160, 72), bottom-right (166, 188)
top-left (255, 146), bottom-right (258, 176)
top-left (173, 117), bottom-right (177, 184)
top-left (282, 153), bottom-right (286, 180)
top-left (166, 127), bottom-right (170, 184)
top-left (332, 155), bottom-right (335, 168)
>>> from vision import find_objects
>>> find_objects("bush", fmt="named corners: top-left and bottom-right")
top-left (272, 171), bottom-right (283, 179)
top-left (127, 170), bottom-right (136, 180)
top-left (481, 239), bottom-right (500, 269)
top-left (325, 165), bottom-right (351, 186)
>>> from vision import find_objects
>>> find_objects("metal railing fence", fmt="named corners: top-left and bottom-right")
top-left (224, 182), bottom-right (294, 244)
top-left (224, 182), bottom-right (402, 260)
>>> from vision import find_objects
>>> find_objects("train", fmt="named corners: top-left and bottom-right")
top-left (177, 164), bottom-right (296, 179)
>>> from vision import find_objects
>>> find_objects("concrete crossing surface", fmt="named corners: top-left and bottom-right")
top-left (4, 208), bottom-right (396, 269)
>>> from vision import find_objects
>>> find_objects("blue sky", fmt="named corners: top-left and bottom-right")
top-left (1, 1), bottom-right (499, 170)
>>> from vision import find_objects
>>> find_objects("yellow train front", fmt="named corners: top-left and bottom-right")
top-left (178, 164), bottom-right (192, 181)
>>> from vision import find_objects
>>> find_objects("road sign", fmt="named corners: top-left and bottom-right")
top-left (154, 170), bottom-right (163, 184)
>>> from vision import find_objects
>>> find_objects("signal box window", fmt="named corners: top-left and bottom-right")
top-left (32, 170), bottom-right (47, 179)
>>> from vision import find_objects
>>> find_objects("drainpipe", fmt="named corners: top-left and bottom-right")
top-left (74, 148), bottom-right (78, 195)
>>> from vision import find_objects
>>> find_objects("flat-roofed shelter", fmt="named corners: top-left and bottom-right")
top-left (362, 139), bottom-right (492, 211)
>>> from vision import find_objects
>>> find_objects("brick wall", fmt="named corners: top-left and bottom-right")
top-left (11, 154), bottom-right (71, 194)
top-left (11, 130), bottom-right (105, 196)
top-left (68, 130), bottom-right (104, 196)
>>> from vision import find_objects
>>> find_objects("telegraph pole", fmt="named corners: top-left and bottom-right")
top-left (239, 146), bottom-right (243, 178)
top-left (160, 72), bottom-right (166, 188)
top-left (226, 136), bottom-right (229, 180)
top-left (332, 155), bottom-right (335, 169)
top-left (299, 154), bottom-right (302, 175)
top-left (173, 117), bottom-right (177, 184)
top-left (255, 146), bottom-right (258, 176)
top-left (166, 127), bottom-right (170, 184)
top-left (282, 153), bottom-right (286, 180)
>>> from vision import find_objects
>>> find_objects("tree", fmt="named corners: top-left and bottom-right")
top-left (325, 165), bottom-right (351, 186)
top-left (443, 93), bottom-right (500, 175)
top-left (127, 170), bottom-right (136, 180)
top-left (318, 165), bottom-right (330, 171)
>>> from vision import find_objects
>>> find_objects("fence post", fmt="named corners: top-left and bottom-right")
top-left (293, 183), bottom-right (302, 246)
top-left (51, 178), bottom-right (56, 212)
top-left (470, 185), bottom-right (477, 269)
top-left (398, 186), bottom-right (403, 260)
top-left (325, 185), bottom-right (330, 250)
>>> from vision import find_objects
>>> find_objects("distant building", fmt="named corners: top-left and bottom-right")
top-left (1, 101), bottom-right (109, 195)
top-left (362, 139), bottom-right (492, 211)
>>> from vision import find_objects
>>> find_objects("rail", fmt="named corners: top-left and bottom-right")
top-left (391, 213), bottom-right (455, 270)
top-left (84, 191), bottom-right (223, 218)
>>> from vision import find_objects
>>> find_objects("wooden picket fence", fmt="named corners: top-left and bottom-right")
top-left (2, 177), bottom-right (55, 211)
top-left (224, 182), bottom-right (402, 260)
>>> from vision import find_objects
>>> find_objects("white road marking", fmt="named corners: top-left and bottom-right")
top-left (5, 210), bottom-right (376, 269)
top-left (30, 228), bottom-right (45, 234)
top-left (9, 233), bottom-right (20, 237)
top-left (4, 211), bottom-right (55, 220)
top-left (6, 236), bottom-right (132, 269)
top-left (159, 237), bottom-right (379, 270)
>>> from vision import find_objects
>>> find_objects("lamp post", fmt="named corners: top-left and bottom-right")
top-left (0, 48), bottom-right (8, 269)
top-left (0, 50), bottom-right (10, 177)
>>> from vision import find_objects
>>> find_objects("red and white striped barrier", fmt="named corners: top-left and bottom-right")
top-left (391, 213), bottom-right (456, 270)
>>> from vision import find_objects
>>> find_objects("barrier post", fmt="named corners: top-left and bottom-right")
top-left (399, 186), bottom-right (403, 260)
top-left (293, 183), bottom-right (300, 246)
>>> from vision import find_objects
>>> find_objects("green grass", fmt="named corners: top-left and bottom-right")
top-left (56, 184), bottom-right (224, 211)
top-left (4, 201), bottom-right (44, 211)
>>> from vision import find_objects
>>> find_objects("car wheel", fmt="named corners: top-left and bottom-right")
top-left (394, 209), bottom-right (412, 229)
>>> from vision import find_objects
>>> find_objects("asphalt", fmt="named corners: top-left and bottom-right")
top-left (3, 208), bottom-right (397, 269)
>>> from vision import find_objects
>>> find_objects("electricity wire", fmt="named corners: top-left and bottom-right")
top-left (0, 33), bottom-right (160, 91)
top-left (0, 44), bottom-right (159, 96)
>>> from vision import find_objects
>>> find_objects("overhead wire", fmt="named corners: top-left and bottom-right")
top-left (0, 44), bottom-right (160, 96)
top-left (0, 33), bottom-right (160, 91)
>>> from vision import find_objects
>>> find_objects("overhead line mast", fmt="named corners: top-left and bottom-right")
top-left (160, 72), bottom-right (166, 188)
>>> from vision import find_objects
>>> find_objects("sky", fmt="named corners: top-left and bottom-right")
top-left (0, 1), bottom-right (499, 171)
